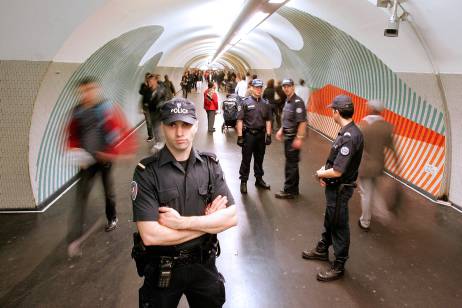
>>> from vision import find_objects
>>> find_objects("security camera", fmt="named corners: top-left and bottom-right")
top-left (384, 18), bottom-right (399, 37)
top-left (383, 0), bottom-right (401, 37)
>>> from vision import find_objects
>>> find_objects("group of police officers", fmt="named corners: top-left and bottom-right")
top-left (131, 76), bottom-right (364, 307)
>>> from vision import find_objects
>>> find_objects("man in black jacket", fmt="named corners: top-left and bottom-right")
top-left (147, 75), bottom-right (168, 150)
top-left (139, 73), bottom-right (153, 141)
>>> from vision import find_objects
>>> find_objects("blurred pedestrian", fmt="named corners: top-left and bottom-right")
top-left (358, 99), bottom-right (400, 231)
top-left (147, 75), bottom-right (168, 151)
top-left (295, 79), bottom-right (310, 105)
top-left (139, 73), bottom-right (153, 141)
top-left (66, 77), bottom-right (121, 256)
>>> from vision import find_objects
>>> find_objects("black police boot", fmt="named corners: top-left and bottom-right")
top-left (317, 263), bottom-right (345, 282)
top-left (240, 181), bottom-right (247, 194)
top-left (275, 190), bottom-right (297, 199)
top-left (302, 247), bottom-right (329, 261)
top-left (255, 177), bottom-right (270, 189)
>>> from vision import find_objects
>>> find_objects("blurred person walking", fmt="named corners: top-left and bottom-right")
top-left (163, 75), bottom-right (176, 100)
top-left (66, 77), bottom-right (122, 256)
top-left (139, 73), bottom-right (154, 141)
top-left (147, 74), bottom-right (168, 151)
top-left (358, 99), bottom-right (400, 231)
top-left (235, 74), bottom-right (248, 99)
top-left (295, 79), bottom-right (310, 105)
top-left (262, 79), bottom-right (277, 133)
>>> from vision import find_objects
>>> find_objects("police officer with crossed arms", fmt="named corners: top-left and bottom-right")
top-left (131, 98), bottom-right (237, 307)
top-left (302, 95), bottom-right (364, 282)
top-left (236, 79), bottom-right (273, 194)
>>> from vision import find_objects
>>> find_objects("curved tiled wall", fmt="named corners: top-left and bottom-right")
top-left (275, 7), bottom-right (446, 198)
top-left (34, 26), bottom-right (164, 204)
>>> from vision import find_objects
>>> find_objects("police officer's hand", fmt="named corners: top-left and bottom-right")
top-left (205, 195), bottom-right (228, 215)
top-left (292, 137), bottom-right (302, 149)
top-left (265, 134), bottom-right (272, 145)
top-left (158, 207), bottom-right (184, 230)
top-left (237, 136), bottom-right (244, 147)
top-left (275, 129), bottom-right (283, 141)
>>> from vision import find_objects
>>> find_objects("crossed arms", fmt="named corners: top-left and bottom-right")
top-left (137, 195), bottom-right (237, 246)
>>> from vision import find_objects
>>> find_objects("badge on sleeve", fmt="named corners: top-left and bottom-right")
top-left (131, 181), bottom-right (138, 201)
top-left (340, 146), bottom-right (350, 156)
top-left (296, 107), bottom-right (303, 113)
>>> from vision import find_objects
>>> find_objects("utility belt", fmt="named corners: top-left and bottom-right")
top-left (131, 233), bottom-right (220, 286)
top-left (282, 127), bottom-right (297, 137)
top-left (244, 127), bottom-right (265, 135)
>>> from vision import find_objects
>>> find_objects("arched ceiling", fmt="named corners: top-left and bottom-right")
top-left (1, 0), bottom-right (462, 73)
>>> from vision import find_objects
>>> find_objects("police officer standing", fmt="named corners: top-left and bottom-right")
top-left (236, 79), bottom-right (272, 194)
top-left (302, 95), bottom-right (363, 282)
top-left (131, 98), bottom-right (237, 307)
top-left (275, 78), bottom-right (307, 199)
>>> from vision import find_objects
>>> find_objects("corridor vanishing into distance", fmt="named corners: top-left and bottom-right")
top-left (1, 92), bottom-right (461, 308)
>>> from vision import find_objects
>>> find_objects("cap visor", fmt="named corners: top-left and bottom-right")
top-left (162, 115), bottom-right (196, 125)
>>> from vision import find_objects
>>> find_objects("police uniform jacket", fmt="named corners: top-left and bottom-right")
top-left (237, 96), bottom-right (272, 130)
top-left (282, 94), bottom-right (307, 130)
top-left (132, 147), bottom-right (234, 223)
top-left (325, 121), bottom-right (364, 184)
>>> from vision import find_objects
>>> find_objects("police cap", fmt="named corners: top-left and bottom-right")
top-left (160, 98), bottom-right (197, 125)
top-left (327, 95), bottom-right (353, 110)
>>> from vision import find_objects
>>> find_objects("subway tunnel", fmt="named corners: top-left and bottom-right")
top-left (1, 0), bottom-right (462, 307)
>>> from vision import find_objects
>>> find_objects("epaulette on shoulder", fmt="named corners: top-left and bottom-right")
top-left (137, 153), bottom-right (159, 170)
top-left (199, 151), bottom-right (219, 163)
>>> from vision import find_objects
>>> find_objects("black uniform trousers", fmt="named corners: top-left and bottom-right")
top-left (68, 162), bottom-right (117, 242)
top-left (317, 185), bottom-right (354, 266)
top-left (239, 130), bottom-right (266, 181)
top-left (139, 257), bottom-right (225, 308)
top-left (283, 135), bottom-right (300, 194)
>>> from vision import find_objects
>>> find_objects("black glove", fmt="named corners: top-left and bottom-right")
top-left (237, 136), bottom-right (244, 147)
top-left (265, 134), bottom-right (272, 145)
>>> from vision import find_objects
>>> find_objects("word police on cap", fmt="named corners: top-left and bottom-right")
top-left (171, 102), bottom-right (188, 114)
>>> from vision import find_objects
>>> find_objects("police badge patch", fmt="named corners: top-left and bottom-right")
top-left (131, 181), bottom-right (138, 200)
top-left (296, 107), bottom-right (303, 113)
top-left (340, 146), bottom-right (350, 156)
